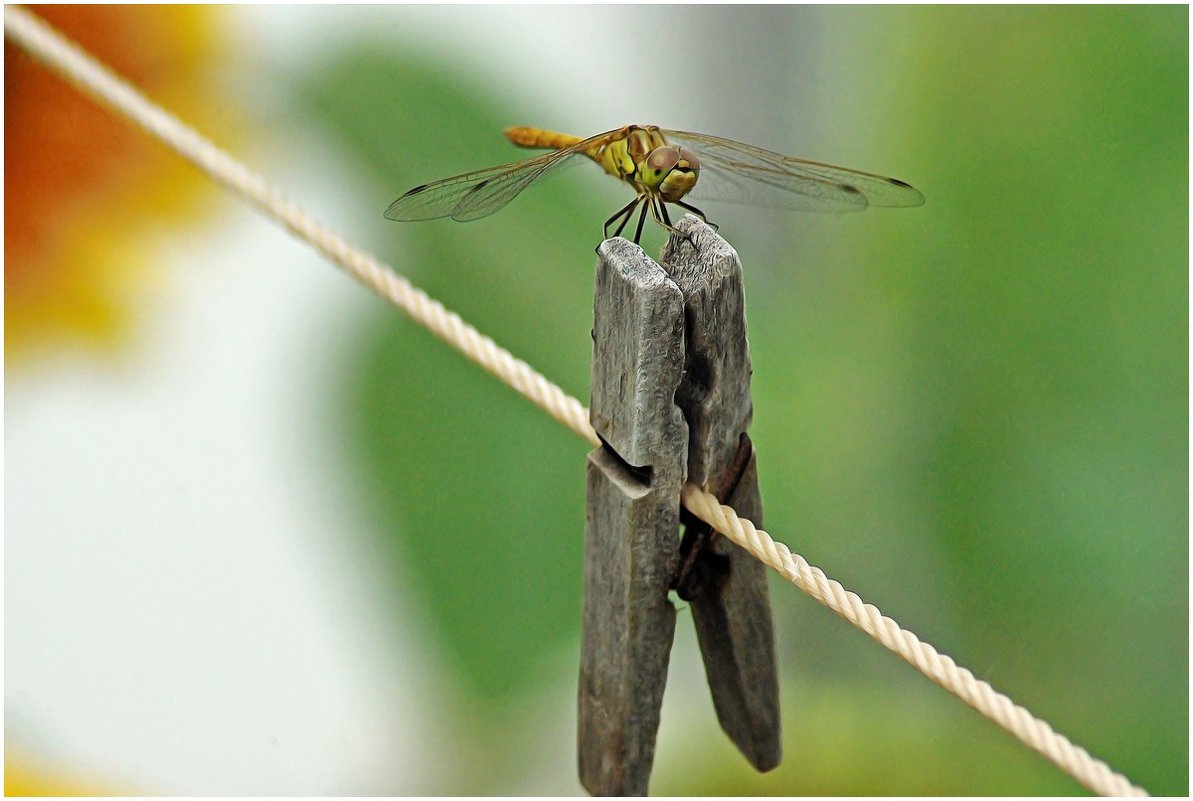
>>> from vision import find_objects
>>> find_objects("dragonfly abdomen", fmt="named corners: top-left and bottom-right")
top-left (504, 126), bottom-right (583, 151)
top-left (506, 125), bottom-right (639, 185)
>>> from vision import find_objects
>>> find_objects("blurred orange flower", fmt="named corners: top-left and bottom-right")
top-left (4, 5), bottom-right (229, 363)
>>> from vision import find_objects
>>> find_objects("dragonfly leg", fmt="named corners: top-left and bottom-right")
top-left (632, 200), bottom-right (650, 244)
top-left (652, 198), bottom-right (692, 243)
top-left (656, 199), bottom-right (672, 227)
top-left (675, 200), bottom-right (719, 233)
top-left (606, 196), bottom-right (642, 240)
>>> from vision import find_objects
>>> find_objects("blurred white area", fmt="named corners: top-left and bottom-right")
top-left (6, 6), bottom-right (896, 793)
top-left (4, 192), bottom-right (441, 793)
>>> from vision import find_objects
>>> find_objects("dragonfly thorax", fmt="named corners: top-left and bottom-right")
top-left (593, 126), bottom-right (700, 203)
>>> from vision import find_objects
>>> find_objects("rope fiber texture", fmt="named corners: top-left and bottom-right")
top-left (4, 6), bottom-right (1148, 797)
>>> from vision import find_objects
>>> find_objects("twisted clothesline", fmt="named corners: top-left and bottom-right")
top-left (3, 6), bottom-right (1147, 796)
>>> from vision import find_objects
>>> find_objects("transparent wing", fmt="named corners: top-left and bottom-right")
top-left (663, 129), bottom-right (925, 212)
top-left (385, 128), bottom-right (623, 223)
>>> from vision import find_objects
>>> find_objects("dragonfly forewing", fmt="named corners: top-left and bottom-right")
top-left (386, 127), bottom-right (628, 224)
top-left (385, 154), bottom-right (560, 222)
top-left (451, 155), bottom-right (573, 222)
top-left (663, 130), bottom-right (925, 212)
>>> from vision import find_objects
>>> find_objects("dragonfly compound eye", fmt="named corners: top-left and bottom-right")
top-left (677, 147), bottom-right (701, 173)
top-left (645, 147), bottom-right (681, 177)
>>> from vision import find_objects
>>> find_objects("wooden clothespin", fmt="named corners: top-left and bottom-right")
top-left (579, 216), bottom-right (781, 796)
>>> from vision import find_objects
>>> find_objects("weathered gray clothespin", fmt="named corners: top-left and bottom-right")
top-left (579, 216), bottom-right (781, 796)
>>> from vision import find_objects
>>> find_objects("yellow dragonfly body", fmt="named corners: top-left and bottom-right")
top-left (386, 125), bottom-right (924, 243)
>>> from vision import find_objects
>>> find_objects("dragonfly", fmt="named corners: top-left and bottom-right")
top-left (385, 125), bottom-right (924, 244)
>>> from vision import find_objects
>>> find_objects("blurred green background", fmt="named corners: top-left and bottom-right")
top-left (311, 6), bottom-right (1186, 794)
top-left (7, 4), bottom-right (1186, 796)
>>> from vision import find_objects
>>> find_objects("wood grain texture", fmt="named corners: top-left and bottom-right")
top-left (579, 238), bottom-right (687, 796)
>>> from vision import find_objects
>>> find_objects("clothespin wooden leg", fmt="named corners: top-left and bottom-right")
top-left (677, 437), bottom-right (780, 770)
top-left (662, 217), bottom-right (783, 772)
top-left (579, 238), bottom-right (688, 796)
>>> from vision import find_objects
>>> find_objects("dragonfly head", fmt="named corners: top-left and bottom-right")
top-left (641, 146), bottom-right (700, 202)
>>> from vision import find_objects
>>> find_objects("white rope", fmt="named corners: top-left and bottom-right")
top-left (4, 6), bottom-right (1148, 797)
top-left (680, 484), bottom-right (1146, 797)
